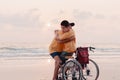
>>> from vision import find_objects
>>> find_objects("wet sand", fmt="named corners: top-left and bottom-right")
top-left (0, 55), bottom-right (120, 80)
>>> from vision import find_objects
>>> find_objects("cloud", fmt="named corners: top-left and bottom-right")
top-left (110, 15), bottom-right (120, 21)
top-left (51, 18), bottom-right (59, 24)
top-left (0, 9), bottom-right (120, 44)
top-left (0, 8), bottom-right (52, 45)
top-left (73, 10), bottom-right (93, 20)
top-left (72, 10), bottom-right (111, 22)
top-left (94, 14), bottom-right (106, 19)
top-left (0, 8), bottom-right (43, 29)
top-left (72, 10), bottom-right (120, 21)
top-left (71, 10), bottom-right (120, 44)
top-left (58, 10), bottom-right (65, 15)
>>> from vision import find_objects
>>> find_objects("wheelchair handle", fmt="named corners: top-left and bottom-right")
top-left (89, 47), bottom-right (95, 52)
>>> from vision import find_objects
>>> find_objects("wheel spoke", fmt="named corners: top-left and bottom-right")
top-left (82, 59), bottom-right (99, 80)
top-left (62, 60), bottom-right (83, 80)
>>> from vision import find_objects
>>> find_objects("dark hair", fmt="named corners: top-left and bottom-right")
top-left (61, 20), bottom-right (69, 27)
top-left (70, 23), bottom-right (75, 27)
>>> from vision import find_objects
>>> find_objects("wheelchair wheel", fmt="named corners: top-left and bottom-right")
top-left (82, 59), bottom-right (99, 80)
top-left (57, 65), bottom-right (63, 80)
top-left (62, 60), bottom-right (83, 80)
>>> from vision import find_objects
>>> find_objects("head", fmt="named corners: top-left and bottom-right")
top-left (60, 20), bottom-right (70, 32)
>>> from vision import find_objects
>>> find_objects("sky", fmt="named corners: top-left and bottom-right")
top-left (0, 0), bottom-right (120, 47)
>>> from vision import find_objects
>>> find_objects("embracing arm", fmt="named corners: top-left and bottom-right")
top-left (58, 29), bottom-right (75, 40)
top-left (55, 29), bottom-right (75, 43)
top-left (56, 36), bottom-right (75, 43)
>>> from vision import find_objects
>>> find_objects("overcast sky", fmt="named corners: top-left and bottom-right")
top-left (0, 0), bottom-right (120, 47)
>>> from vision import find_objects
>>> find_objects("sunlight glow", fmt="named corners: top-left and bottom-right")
top-left (47, 59), bottom-right (51, 63)
top-left (46, 23), bottom-right (51, 27)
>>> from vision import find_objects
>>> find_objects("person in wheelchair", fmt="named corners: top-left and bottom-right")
top-left (49, 20), bottom-right (76, 80)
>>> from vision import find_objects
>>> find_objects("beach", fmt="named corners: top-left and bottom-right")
top-left (0, 55), bottom-right (120, 80)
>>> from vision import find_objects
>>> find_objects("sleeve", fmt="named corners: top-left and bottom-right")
top-left (58, 29), bottom-right (75, 40)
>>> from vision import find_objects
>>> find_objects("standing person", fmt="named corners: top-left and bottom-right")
top-left (49, 20), bottom-right (76, 80)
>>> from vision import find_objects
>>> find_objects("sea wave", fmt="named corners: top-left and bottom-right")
top-left (0, 46), bottom-right (120, 57)
top-left (0, 47), bottom-right (48, 57)
top-left (96, 48), bottom-right (120, 52)
top-left (0, 47), bottom-right (47, 53)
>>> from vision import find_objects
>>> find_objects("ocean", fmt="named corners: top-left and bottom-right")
top-left (0, 42), bottom-right (120, 58)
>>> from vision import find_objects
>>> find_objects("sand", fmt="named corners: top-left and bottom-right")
top-left (0, 55), bottom-right (120, 80)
